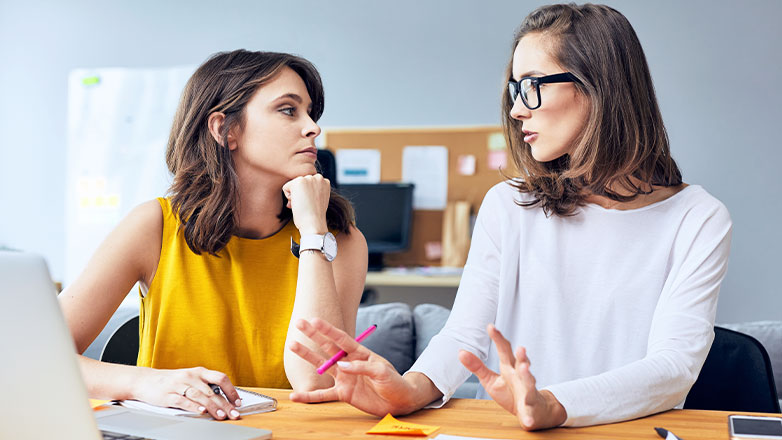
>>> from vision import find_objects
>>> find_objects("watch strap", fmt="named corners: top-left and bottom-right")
top-left (299, 234), bottom-right (325, 251)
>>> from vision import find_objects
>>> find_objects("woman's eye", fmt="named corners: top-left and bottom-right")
top-left (280, 107), bottom-right (296, 116)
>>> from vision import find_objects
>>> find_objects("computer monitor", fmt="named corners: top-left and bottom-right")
top-left (339, 183), bottom-right (414, 270)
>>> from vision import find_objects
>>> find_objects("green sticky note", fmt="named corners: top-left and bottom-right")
top-left (488, 132), bottom-right (507, 151)
top-left (82, 76), bottom-right (100, 86)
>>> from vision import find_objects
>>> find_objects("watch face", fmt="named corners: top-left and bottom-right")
top-left (323, 232), bottom-right (337, 261)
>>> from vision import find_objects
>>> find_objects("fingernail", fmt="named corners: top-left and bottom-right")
top-left (337, 361), bottom-right (351, 369)
top-left (198, 406), bottom-right (206, 413)
top-left (235, 399), bottom-right (242, 407)
top-left (216, 409), bottom-right (226, 419)
top-left (230, 409), bottom-right (240, 418)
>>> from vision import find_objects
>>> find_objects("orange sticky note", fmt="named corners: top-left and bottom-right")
top-left (366, 413), bottom-right (440, 436)
top-left (90, 399), bottom-right (111, 411)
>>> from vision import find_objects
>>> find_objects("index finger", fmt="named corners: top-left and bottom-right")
top-left (201, 369), bottom-right (241, 406)
top-left (310, 318), bottom-right (374, 356)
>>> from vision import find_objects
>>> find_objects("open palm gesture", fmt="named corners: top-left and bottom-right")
top-left (288, 318), bottom-right (419, 416)
top-left (458, 324), bottom-right (567, 430)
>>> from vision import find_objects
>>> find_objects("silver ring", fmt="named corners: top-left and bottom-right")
top-left (182, 385), bottom-right (192, 397)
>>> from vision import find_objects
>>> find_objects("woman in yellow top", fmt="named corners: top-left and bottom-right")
top-left (59, 49), bottom-right (368, 421)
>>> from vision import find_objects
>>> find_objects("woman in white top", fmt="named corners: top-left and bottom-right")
top-left (288, 3), bottom-right (732, 430)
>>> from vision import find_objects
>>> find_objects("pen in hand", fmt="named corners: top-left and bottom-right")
top-left (208, 383), bottom-right (241, 407)
top-left (316, 324), bottom-right (378, 375)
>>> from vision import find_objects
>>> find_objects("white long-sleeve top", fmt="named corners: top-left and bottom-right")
top-left (408, 182), bottom-right (732, 426)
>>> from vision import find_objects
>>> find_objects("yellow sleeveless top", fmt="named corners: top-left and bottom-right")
top-left (137, 197), bottom-right (300, 388)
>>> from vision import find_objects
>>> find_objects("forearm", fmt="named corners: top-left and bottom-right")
top-left (285, 251), bottom-right (348, 390)
top-left (78, 355), bottom-right (143, 400)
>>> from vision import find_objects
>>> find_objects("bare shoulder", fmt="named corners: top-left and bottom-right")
top-left (333, 224), bottom-right (368, 279)
top-left (336, 223), bottom-right (368, 255)
top-left (124, 199), bottom-right (164, 232)
top-left (111, 199), bottom-right (165, 282)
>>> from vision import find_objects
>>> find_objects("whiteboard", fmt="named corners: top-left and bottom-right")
top-left (65, 66), bottom-right (194, 287)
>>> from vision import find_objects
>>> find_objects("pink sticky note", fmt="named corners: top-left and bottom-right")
top-left (424, 242), bottom-right (442, 260)
top-left (487, 150), bottom-right (507, 170)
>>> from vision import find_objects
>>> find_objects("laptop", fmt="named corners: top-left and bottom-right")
top-left (0, 251), bottom-right (271, 439)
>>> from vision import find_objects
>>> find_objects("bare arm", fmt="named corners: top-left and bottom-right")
top-left (59, 200), bottom-right (241, 420)
top-left (282, 175), bottom-right (367, 391)
top-left (60, 200), bottom-right (161, 355)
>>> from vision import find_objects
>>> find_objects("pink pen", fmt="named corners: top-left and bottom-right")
top-left (316, 324), bottom-right (377, 375)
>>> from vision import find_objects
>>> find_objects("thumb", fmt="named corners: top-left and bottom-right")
top-left (282, 182), bottom-right (293, 198)
top-left (289, 386), bottom-right (339, 404)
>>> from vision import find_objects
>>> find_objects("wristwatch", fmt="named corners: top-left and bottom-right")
top-left (292, 232), bottom-right (338, 262)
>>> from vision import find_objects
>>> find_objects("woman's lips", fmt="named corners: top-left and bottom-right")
top-left (297, 147), bottom-right (317, 158)
top-left (523, 132), bottom-right (538, 143)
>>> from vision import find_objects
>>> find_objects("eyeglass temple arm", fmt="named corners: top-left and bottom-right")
top-left (538, 72), bottom-right (581, 84)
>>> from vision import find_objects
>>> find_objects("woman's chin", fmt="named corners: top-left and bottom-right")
top-left (530, 145), bottom-right (568, 163)
top-left (530, 147), bottom-right (554, 163)
top-left (292, 164), bottom-right (318, 178)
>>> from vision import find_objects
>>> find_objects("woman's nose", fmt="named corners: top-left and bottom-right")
top-left (509, 96), bottom-right (531, 120)
top-left (303, 116), bottom-right (321, 138)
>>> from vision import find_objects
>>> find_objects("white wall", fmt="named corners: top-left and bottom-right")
top-left (1, 0), bottom-right (780, 322)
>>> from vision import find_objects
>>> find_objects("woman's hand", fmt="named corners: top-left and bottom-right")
top-left (288, 318), bottom-right (424, 416)
top-left (458, 324), bottom-right (567, 430)
top-left (133, 366), bottom-right (242, 420)
top-left (282, 174), bottom-right (331, 234)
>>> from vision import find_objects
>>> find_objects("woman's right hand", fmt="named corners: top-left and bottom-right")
top-left (133, 366), bottom-right (242, 420)
top-left (288, 318), bottom-right (424, 416)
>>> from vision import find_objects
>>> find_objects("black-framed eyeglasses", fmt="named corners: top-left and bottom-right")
top-left (508, 72), bottom-right (580, 110)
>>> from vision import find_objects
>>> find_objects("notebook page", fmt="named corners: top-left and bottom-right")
top-left (118, 387), bottom-right (276, 418)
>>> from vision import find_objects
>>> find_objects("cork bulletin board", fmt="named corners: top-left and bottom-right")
top-left (323, 126), bottom-right (512, 267)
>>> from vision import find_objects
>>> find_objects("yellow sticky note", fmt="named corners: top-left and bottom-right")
top-left (366, 413), bottom-right (440, 436)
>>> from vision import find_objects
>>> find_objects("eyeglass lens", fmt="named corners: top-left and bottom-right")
top-left (508, 79), bottom-right (539, 109)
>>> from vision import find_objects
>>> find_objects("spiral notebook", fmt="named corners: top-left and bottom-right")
top-left (118, 387), bottom-right (277, 418)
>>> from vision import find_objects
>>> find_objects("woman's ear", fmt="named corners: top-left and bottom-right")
top-left (207, 112), bottom-right (239, 151)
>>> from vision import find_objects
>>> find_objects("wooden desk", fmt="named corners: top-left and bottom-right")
top-left (229, 388), bottom-right (773, 439)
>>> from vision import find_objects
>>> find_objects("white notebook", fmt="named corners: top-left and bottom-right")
top-left (118, 387), bottom-right (277, 419)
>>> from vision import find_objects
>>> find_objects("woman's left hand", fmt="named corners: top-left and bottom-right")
top-left (458, 324), bottom-right (567, 431)
top-left (282, 174), bottom-right (331, 234)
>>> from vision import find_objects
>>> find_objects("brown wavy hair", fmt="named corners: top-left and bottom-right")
top-left (166, 49), bottom-right (354, 255)
top-left (502, 3), bottom-right (682, 216)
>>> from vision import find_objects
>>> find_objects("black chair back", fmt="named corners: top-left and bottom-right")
top-left (101, 316), bottom-right (139, 366)
top-left (684, 326), bottom-right (781, 413)
top-left (316, 148), bottom-right (338, 189)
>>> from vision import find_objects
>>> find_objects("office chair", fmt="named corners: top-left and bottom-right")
top-left (101, 315), bottom-right (139, 365)
top-left (684, 326), bottom-right (781, 413)
top-left (82, 306), bottom-right (139, 366)
top-left (316, 148), bottom-right (338, 188)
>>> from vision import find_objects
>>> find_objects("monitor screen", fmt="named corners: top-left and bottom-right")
top-left (339, 183), bottom-right (414, 254)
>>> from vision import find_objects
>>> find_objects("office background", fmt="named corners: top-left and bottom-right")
top-left (0, 0), bottom-right (780, 323)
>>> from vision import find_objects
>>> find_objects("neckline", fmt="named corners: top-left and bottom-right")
top-left (582, 184), bottom-right (698, 214)
top-left (232, 219), bottom-right (294, 242)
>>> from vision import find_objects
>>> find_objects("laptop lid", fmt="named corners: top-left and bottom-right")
top-left (0, 251), bottom-right (271, 440)
top-left (0, 251), bottom-right (101, 439)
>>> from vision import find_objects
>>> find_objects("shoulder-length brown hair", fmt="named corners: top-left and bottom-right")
top-left (166, 49), bottom-right (354, 255)
top-left (503, 3), bottom-right (682, 216)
